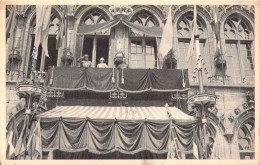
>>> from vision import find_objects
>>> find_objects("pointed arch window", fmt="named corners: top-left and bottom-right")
top-left (177, 13), bottom-right (206, 38)
top-left (224, 14), bottom-right (254, 84)
top-left (79, 8), bottom-right (110, 68)
top-left (129, 10), bottom-right (159, 69)
top-left (238, 118), bottom-right (254, 159)
top-left (176, 12), bottom-right (209, 83)
top-left (26, 13), bottom-right (61, 77)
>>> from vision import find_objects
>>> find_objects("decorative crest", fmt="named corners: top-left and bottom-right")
top-left (109, 5), bottom-right (133, 16)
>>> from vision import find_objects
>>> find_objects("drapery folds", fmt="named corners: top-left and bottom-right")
top-left (44, 67), bottom-right (189, 92)
top-left (26, 106), bottom-right (197, 157)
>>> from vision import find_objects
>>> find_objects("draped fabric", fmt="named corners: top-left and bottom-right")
top-left (44, 67), bottom-right (189, 92)
top-left (32, 106), bottom-right (196, 155)
top-left (74, 35), bottom-right (84, 66)
top-left (86, 68), bottom-right (117, 91)
top-left (119, 69), bottom-right (189, 92)
top-left (77, 19), bottom-right (121, 34)
top-left (77, 19), bottom-right (162, 37)
top-left (122, 21), bottom-right (162, 37)
top-left (40, 119), bottom-right (171, 153)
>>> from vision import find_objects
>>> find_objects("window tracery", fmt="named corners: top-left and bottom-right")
top-left (238, 118), bottom-right (254, 159)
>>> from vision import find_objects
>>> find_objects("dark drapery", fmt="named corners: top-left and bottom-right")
top-left (40, 118), bottom-right (172, 154)
top-left (38, 118), bottom-right (195, 155)
top-left (119, 69), bottom-right (189, 92)
top-left (44, 67), bottom-right (189, 92)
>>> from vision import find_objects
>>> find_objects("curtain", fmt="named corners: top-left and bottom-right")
top-left (75, 34), bottom-right (84, 66)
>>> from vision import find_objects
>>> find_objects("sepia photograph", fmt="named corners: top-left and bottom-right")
top-left (2, 2), bottom-right (258, 162)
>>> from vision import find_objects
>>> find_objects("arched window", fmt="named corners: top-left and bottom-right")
top-left (27, 12), bottom-right (61, 77)
top-left (79, 8), bottom-right (110, 67)
top-left (238, 118), bottom-right (254, 159)
top-left (83, 10), bottom-right (107, 25)
top-left (129, 10), bottom-right (159, 69)
top-left (177, 12), bottom-right (208, 83)
top-left (224, 14), bottom-right (254, 84)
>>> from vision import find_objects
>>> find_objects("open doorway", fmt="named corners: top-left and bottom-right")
top-left (83, 36), bottom-right (109, 67)
top-left (82, 37), bottom-right (94, 61)
top-left (44, 36), bottom-right (58, 71)
top-left (96, 38), bottom-right (109, 66)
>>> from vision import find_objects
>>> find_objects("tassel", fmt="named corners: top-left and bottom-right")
top-left (182, 69), bottom-right (185, 88)
top-left (121, 68), bottom-right (124, 84)
top-left (112, 68), bottom-right (115, 83)
top-left (49, 66), bottom-right (54, 86)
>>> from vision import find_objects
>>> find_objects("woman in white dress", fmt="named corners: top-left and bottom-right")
top-left (97, 57), bottom-right (108, 68)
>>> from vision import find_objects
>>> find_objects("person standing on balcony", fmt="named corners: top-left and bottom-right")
top-left (77, 54), bottom-right (92, 68)
top-left (97, 57), bottom-right (108, 68)
top-left (119, 57), bottom-right (128, 69)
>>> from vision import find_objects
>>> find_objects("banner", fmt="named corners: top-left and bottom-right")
top-left (33, 5), bottom-right (52, 59)
top-left (157, 6), bottom-right (173, 68)
top-left (56, 6), bottom-right (67, 49)
top-left (186, 5), bottom-right (197, 62)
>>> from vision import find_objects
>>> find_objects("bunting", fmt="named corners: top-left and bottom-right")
top-left (32, 5), bottom-right (52, 60)
top-left (157, 6), bottom-right (173, 68)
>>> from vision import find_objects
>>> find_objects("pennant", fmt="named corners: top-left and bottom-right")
top-left (14, 114), bottom-right (30, 157)
top-left (56, 6), bottom-right (67, 49)
top-left (193, 126), bottom-right (202, 159)
top-left (157, 6), bottom-right (173, 68)
top-left (211, 6), bottom-right (221, 62)
top-left (7, 130), bottom-right (15, 156)
top-left (6, 117), bottom-right (19, 159)
top-left (194, 5), bottom-right (202, 69)
top-left (186, 5), bottom-right (197, 62)
top-left (33, 5), bottom-right (52, 60)
top-left (27, 119), bottom-right (42, 159)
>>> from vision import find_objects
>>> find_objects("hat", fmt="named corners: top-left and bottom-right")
top-left (100, 57), bottom-right (105, 61)
top-left (83, 54), bottom-right (89, 57)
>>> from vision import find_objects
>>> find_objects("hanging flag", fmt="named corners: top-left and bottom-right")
top-left (7, 117), bottom-right (19, 158)
top-left (212, 6), bottom-right (221, 62)
top-left (33, 5), bottom-right (52, 60)
top-left (186, 5), bottom-right (197, 62)
top-left (6, 6), bottom-right (17, 41)
top-left (56, 6), bottom-right (67, 49)
top-left (157, 6), bottom-right (173, 68)
top-left (27, 119), bottom-right (42, 159)
top-left (13, 112), bottom-right (30, 157)
top-left (193, 126), bottom-right (202, 159)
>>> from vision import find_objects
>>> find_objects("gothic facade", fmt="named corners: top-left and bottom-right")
top-left (6, 5), bottom-right (255, 159)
